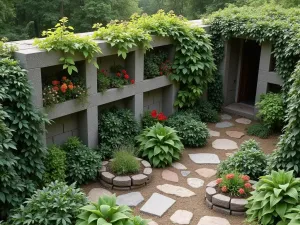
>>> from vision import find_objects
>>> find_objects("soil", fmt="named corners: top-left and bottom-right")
top-left (81, 114), bottom-right (279, 225)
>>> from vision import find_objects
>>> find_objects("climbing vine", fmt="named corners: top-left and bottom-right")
top-left (94, 11), bottom-right (216, 108)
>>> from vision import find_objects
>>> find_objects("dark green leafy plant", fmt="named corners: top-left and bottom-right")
top-left (144, 49), bottom-right (168, 79)
top-left (247, 123), bottom-right (272, 139)
top-left (111, 149), bottom-right (140, 175)
top-left (217, 139), bottom-right (267, 180)
top-left (285, 205), bottom-right (300, 225)
top-left (43, 145), bottom-right (66, 184)
top-left (76, 194), bottom-right (148, 225)
top-left (34, 17), bottom-right (101, 75)
top-left (9, 181), bottom-right (88, 225)
top-left (166, 112), bottom-right (209, 147)
top-left (207, 71), bottom-right (223, 112)
top-left (191, 99), bottom-right (220, 123)
top-left (246, 170), bottom-right (300, 225)
top-left (256, 93), bottom-right (284, 130)
top-left (136, 123), bottom-right (184, 168)
top-left (62, 137), bottom-right (102, 185)
top-left (98, 108), bottom-right (139, 159)
top-left (0, 58), bottom-right (48, 218)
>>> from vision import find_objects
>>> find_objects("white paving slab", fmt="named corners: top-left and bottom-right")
top-left (212, 139), bottom-right (238, 150)
top-left (162, 170), bottom-right (179, 182)
top-left (140, 193), bottom-right (176, 217)
top-left (116, 192), bottom-right (144, 207)
top-left (187, 178), bottom-right (204, 188)
top-left (221, 114), bottom-right (232, 120)
top-left (172, 162), bottom-right (187, 170)
top-left (181, 171), bottom-right (191, 177)
top-left (215, 121), bottom-right (234, 128)
top-left (148, 221), bottom-right (158, 225)
top-left (195, 168), bottom-right (217, 178)
top-left (170, 210), bottom-right (193, 224)
top-left (189, 153), bottom-right (220, 164)
top-left (235, 118), bottom-right (252, 125)
top-left (157, 184), bottom-right (196, 197)
top-left (197, 216), bottom-right (231, 225)
top-left (87, 188), bottom-right (112, 203)
top-left (226, 131), bottom-right (245, 139)
top-left (208, 129), bottom-right (220, 137)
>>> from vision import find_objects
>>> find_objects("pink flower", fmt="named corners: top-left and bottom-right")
top-left (241, 175), bottom-right (250, 182)
top-left (238, 188), bottom-right (245, 195)
top-left (244, 183), bottom-right (252, 189)
top-left (221, 186), bottom-right (228, 193)
top-left (216, 178), bottom-right (223, 184)
top-left (226, 174), bottom-right (235, 179)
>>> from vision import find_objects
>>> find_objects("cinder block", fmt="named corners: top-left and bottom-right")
top-left (46, 121), bottom-right (64, 138)
top-left (53, 131), bottom-right (72, 145)
top-left (63, 114), bottom-right (78, 132)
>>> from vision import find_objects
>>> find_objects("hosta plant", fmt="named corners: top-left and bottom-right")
top-left (285, 205), bottom-right (300, 225)
top-left (246, 170), bottom-right (300, 225)
top-left (76, 194), bottom-right (148, 225)
top-left (136, 123), bottom-right (184, 168)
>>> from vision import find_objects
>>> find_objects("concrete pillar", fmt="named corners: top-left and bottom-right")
top-left (27, 68), bottom-right (43, 109)
top-left (125, 49), bottom-right (144, 83)
top-left (84, 58), bottom-right (98, 95)
top-left (129, 93), bottom-right (144, 121)
top-left (162, 84), bottom-right (178, 116)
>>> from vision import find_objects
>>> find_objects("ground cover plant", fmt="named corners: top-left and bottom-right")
top-left (247, 123), bottom-right (272, 139)
top-left (191, 99), bottom-right (220, 123)
top-left (62, 137), bottom-right (101, 185)
top-left (111, 148), bottom-right (140, 175)
top-left (136, 123), bottom-right (183, 168)
top-left (9, 181), bottom-right (88, 225)
top-left (141, 110), bottom-right (167, 128)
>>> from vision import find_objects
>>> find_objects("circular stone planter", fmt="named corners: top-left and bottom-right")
top-left (205, 180), bottom-right (248, 216)
top-left (98, 158), bottom-right (153, 190)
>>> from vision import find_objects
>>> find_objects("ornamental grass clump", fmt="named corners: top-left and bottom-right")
top-left (136, 123), bottom-right (184, 168)
top-left (246, 170), bottom-right (300, 225)
top-left (111, 149), bottom-right (140, 175)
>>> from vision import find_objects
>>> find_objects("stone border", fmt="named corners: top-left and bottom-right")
top-left (98, 158), bottom-right (152, 190)
top-left (205, 180), bottom-right (247, 216)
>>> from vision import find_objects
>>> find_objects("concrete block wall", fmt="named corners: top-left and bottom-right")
top-left (143, 89), bottom-right (163, 112)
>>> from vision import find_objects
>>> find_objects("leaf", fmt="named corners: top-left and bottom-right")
top-left (275, 202), bottom-right (287, 219)
top-left (110, 212), bottom-right (129, 223)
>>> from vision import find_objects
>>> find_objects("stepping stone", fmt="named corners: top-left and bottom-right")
top-left (157, 184), bottom-right (196, 197)
top-left (221, 114), bottom-right (232, 120)
top-left (226, 131), bottom-right (245, 139)
top-left (140, 193), bottom-right (175, 217)
top-left (181, 171), bottom-right (191, 177)
top-left (172, 162), bottom-right (187, 170)
top-left (197, 216), bottom-right (231, 225)
top-left (148, 221), bottom-right (158, 225)
top-left (235, 118), bottom-right (252, 125)
top-left (88, 188), bottom-right (112, 203)
top-left (187, 178), bottom-right (204, 188)
top-left (195, 168), bottom-right (217, 178)
top-left (170, 210), bottom-right (193, 224)
top-left (212, 139), bottom-right (238, 150)
top-left (189, 153), bottom-right (220, 164)
top-left (162, 170), bottom-right (179, 182)
top-left (215, 121), bottom-right (234, 128)
top-left (116, 192), bottom-right (144, 207)
top-left (208, 129), bottom-right (220, 137)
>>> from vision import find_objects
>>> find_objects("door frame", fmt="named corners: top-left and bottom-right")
top-left (235, 41), bottom-right (244, 103)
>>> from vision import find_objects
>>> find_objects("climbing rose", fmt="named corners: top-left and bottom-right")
top-left (226, 174), bottom-right (235, 179)
top-left (221, 186), bottom-right (228, 193)
top-left (124, 74), bottom-right (129, 80)
top-left (241, 175), bottom-right (250, 182)
top-left (216, 178), bottom-right (223, 184)
top-left (244, 183), bottom-right (252, 189)
top-left (151, 110), bottom-right (157, 118)
top-left (238, 188), bottom-right (245, 195)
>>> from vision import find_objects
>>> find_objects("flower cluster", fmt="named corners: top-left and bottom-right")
top-left (43, 76), bottom-right (87, 107)
top-left (97, 68), bottom-right (135, 92)
top-left (151, 110), bottom-right (167, 121)
top-left (159, 60), bottom-right (173, 76)
top-left (216, 172), bottom-right (252, 197)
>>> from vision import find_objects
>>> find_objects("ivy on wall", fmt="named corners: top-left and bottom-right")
top-left (208, 5), bottom-right (300, 174)
top-left (94, 11), bottom-right (216, 108)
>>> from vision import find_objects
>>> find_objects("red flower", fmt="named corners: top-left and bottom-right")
top-left (62, 76), bottom-right (67, 81)
top-left (216, 178), bottom-right (223, 184)
top-left (244, 183), bottom-right (252, 189)
top-left (68, 84), bottom-right (74, 90)
top-left (122, 69), bottom-right (127, 74)
top-left (130, 79), bottom-right (135, 84)
top-left (226, 174), bottom-right (235, 179)
top-left (221, 186), bottom-right (228, 193)
top-left (124, 74), bottom-right (129, 80)
top-left (151, 110), bottom-right (157, 118)
top-left (52, 86), bottom-right (59, 91)
top-left (241, 175), bottom-right (250, 182)
top-left (101, 69), bottom-right (105, 73)
top-left (52, 80), bottom-right (60, 86)
top-left (238, 188), bottom-right (245, 195)
top-left (116, 72), bottom-right (121, 77)
top-left (60, 83), bottom-right (67, 93)
top-left (157, 112), bottom-right (167, 121)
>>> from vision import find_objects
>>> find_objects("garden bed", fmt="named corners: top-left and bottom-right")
top-left (98, 158), bottom-right (153, 190)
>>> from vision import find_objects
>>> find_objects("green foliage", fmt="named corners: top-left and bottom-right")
top-left (0, 38), bottom-right (17, 58)
top-left (62, 137), bottom-right (101, 185)
top-left (270, 63), bottom-right (300, 175)
top-left (98, 108), bottom-right (140, 159)
top-left (141, 110), bottom-right (167, 129)
top-left (191, 99), bottom-right (220, 123)
top-left (43, 145), bottom-right (66, 184)
top-left (285, 205), bottom-right (300, 225)
top-left (144, 49), bottom-right (169, 79)
top-left (256, 93), bottom-right (284, 130)
top-left (166, 112), bottom-right (209, 147)
top-left (246, 170), bottom-right (300, 225)
top-left (34, 17), bottom-right (101, 75)
top-left (111, 149), bottom-right (140, 175)
top-left (247, 123), bottom-right (272, 139)
top-left (76, 194), bottom-right (148, 225)
top-left (136, 123), bottom-right (184, 168)
top-left (207, 71), bottom-right (223, 112)
top-left (9, 181), bottom-right (88, 225)
top-left (217, 139), bottom-right (267, 180)
top-left (0, 58), bottom-right (48, 218)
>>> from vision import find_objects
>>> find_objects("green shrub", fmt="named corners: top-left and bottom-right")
top-left (98, 108), bottom-right (140, 159)
top-left (63, 137), bottom-right (102, 185)
top-left (166, 112), bottom-right (209, 147)
top-left (285, 205), bottom-right (300, 224)
top-left (9, 181), bottom-right (88, 225)
top-left (256, 93), bottom-right (284, 130)
top-left (136, 123), bottom-right (184, 168)
top-left (208, 71), bottom-right (223, 112)
top-left (43, 145), bottom-right (66, 184)
top-left (192, 99), bottom-right (220, 123)
top-left (247, 123), bottom-right (272, 139)
top-left (247, 170), bottom-right (300, 225)
top-left (144, 49), bottom-right (168, 79)
top-left (76, 194), bottom-right (148, 225)
top-left (141, 110), bottom-right (167, 128)
top-left (217, 139), bottom-right (267, 180)
top-left (111, 149), bottom-right (140, 175)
